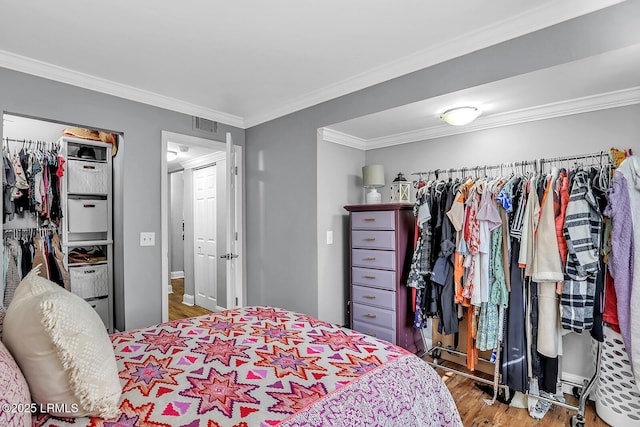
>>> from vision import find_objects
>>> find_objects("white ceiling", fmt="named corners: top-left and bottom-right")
top-left (0, 0), bottom-right (624, 128)
top-left (326, 43), bottom-right (640, 146)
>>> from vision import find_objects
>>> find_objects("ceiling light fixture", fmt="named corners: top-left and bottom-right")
top-left (167, 150), bottom-right (178, 161)
top-left (440, 106), bottom-right (482, 126)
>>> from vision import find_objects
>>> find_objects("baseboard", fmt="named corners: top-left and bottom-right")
top-left (182, 293), bottom-right (195, 306)
top-left (171, 270), bottom-right (185, 279)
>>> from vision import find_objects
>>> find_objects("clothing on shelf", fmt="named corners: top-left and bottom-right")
top-left (68, 246), bottom-right (107, 264)
top-left (2, 138), bottom-right (65, 225)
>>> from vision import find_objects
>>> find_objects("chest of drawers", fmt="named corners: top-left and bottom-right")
top-left (344, 203), bottom-right (419, 353)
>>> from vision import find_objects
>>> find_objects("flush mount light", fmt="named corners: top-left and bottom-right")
top-left (440, 106), bottom-right (482, 126)
top-left (167, 150), bottom-right (178, 161)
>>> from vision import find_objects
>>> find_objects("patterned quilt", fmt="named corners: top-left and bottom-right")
top-left (34, 306), bottom-right (461, 427)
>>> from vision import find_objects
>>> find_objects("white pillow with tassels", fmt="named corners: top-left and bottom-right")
top-left (2, 266), bottom-right (121, 419)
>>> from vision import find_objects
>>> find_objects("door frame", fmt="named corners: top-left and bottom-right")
top-left (161, 131), bottom-right (245, 322)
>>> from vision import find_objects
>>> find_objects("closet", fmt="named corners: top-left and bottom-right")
top-left (1, 115), bottom-right (114, 332)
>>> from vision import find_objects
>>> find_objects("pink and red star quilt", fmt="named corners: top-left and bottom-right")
top-left (34, 306), bottom-right (461, 426)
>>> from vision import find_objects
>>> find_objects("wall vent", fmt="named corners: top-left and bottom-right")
top-left (193, 117), bottom-right (218, 133)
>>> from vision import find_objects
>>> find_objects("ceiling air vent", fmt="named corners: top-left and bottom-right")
top-left (193, 117), bottom-right (218, 133)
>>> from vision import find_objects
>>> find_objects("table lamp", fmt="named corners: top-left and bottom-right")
top-left (362, 164), bottom-right (385, 204)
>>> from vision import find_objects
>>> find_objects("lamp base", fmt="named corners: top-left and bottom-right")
top-left (365, 188), bottom-right (382, 204)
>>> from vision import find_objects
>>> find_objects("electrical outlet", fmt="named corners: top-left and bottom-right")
top-left (140, 232), bottom-right (155, 246)
top-left (326, 230), bottom-right (334, 245)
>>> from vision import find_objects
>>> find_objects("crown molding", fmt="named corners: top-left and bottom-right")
top-left (319, 128), bottom-right (367, 150)
top-left (180, 151), bottom-right (226, 170)
top-left (331, 86), bottom-right (640, 151)
top-left (244, 0), bottom-right (623, 128)
top-left (0, 49), bottom-right (246, 129)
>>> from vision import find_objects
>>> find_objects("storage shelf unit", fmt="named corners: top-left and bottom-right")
top-left (344, 203), bottom-right (421, 353)
top-left (60, 137), bottom-right (114, 332)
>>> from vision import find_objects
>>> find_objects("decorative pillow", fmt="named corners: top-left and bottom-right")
top-left (2, 267), bottom-right (121, 418)
top-left (0, 339), bottom-right (31, 427)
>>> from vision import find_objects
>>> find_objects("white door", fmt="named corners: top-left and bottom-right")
top-left (193, 164), bottom-right (218, 311)
top-left (224, 133), bottom-right (241, 308)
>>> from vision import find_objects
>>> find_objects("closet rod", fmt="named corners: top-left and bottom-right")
top-left (3, 137), bottom-right (59, 147)
top-left (411, 160), bottom-right (538, 178)
top-left (539, 150), bottom-right (610, 165)
top-left (411, 150), bottom-right (613, 178)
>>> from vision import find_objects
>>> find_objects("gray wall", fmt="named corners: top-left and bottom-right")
top-left (0, 67), bottom-right (245, 330)
top-left (245, 1), bottom-right (640, 317)
top-left (368, 106), bottom-right (640, 202)
top-left (316, 137), bottom-right (364, 325)
top-left (170, 171), bottom-right (184, 274)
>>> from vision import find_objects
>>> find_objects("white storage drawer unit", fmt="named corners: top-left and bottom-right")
top-left (67, 198), bottom-right (108, 233)
top-left (70, 264), bottom-right (109, 299)
top-left (61, 136), bottom-right (114, 332)
top-left (67, 160), bottom-right (108, 194)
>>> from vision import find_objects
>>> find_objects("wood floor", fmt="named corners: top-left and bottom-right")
top-left (168, 286), bottom-right (609, 426)
top-left (427, 357), bottom-right (610, 426)
top-left (168, 278), bottom-right (212, 321)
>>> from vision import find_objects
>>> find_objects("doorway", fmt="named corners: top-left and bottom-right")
top-left (161, 131), bottom-right (244, 322)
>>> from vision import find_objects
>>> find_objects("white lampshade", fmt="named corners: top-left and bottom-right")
top-left (362, 164), bottom-right (385, 204)
top-left (362, 164), bottom-right (385, 188)
top-left (440, 106), bottom-right (482, 126)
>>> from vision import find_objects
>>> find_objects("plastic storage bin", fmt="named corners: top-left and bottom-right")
top-left (595, 325), bottom-right (640, 426)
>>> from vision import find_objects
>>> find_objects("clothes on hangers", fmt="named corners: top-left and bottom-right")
top-left (2, 139), bottom-right (64, 224)
top-left (408, 151), bottom-right (621, 417)
top-left (1, 230), bottom-right (68, 308)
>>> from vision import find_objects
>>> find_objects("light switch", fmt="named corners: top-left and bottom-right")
top-left (140, 232), bottom-right (155, 246)
top-left (326, 230), bottom-right (334, 245)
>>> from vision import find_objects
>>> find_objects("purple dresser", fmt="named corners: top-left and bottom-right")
top-left (344, 204), bottom-right (421, 353)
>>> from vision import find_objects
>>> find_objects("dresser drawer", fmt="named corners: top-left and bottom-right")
top-left (352, 320), bottom-right (395, 344)
top-left (352, 284), bottom-right (395, 310)
top-left (352, 267), bottom-right (395, 290)
top-left (352, 230), bottom-right (395, 250)
top-left (352, 211), bottom-right (395, 230)
top-left (352, 303), bottom-right (396, 329)
top-left (352, 249), bottom-right (395, 270)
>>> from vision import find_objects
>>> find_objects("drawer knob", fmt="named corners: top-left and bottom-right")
top-left (83, 165), bottom-right (96, 170)
top-left (363, 218), bottom-right (376, 222)
top-left (83, 204), bottom-right (96, 208)
top-left (364, 314), bottom-right (377, 319)
top-left (364, 237), bottom-right (376, 241)
top-left (363, 257), bottom-right (376, 261)
top-left (363, 275), bottom-right (376, 279)
top-left (365, 331), bottom-right (377, 337)
top-left (363, 295), bottom-right (377, 299)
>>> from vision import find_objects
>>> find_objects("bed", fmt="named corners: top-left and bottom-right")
top-left (27, 306), bottom-right (461, 426)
